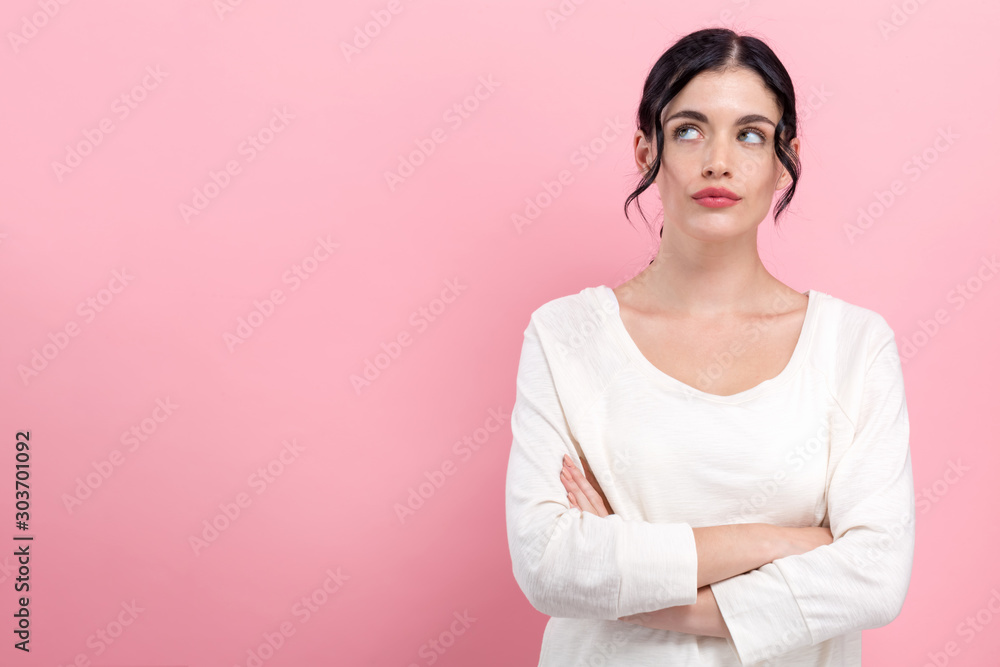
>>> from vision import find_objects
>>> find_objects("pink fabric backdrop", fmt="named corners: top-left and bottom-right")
top-left (1, 0), bottom-right (997, 665)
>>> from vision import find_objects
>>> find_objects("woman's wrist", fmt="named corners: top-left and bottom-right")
top-left (697, 586), bottom-right (733, 640)
top-left (757, 523), bottom-right (788, 564)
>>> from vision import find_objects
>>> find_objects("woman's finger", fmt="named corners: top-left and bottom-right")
top-left (561, 464), bottom-right (598, 515)
top-left (564, 458), bottom-right (610, 517)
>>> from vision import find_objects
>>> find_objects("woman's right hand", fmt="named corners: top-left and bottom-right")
top-left (773, 525), bottom-right (834, 559)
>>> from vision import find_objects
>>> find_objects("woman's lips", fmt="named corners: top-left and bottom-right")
top-left (693, 196), bottom-right (740, 208)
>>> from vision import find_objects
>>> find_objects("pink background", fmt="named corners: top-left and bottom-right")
top-left (1, 1), bottom-right (998, 665)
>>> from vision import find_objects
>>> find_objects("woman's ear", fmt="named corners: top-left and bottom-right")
top-left (634, 130), bottom-right (655, 176)
top-left (774, 136), bottom-right (800, 190)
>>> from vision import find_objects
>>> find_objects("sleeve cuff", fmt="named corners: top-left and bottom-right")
top-left (616, 521), bottom-right (698, 617)
top-left (710, 562), bottom-right (813, 665)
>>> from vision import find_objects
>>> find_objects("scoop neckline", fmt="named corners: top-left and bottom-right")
top-left (596, 284), bottom-right (821, 404)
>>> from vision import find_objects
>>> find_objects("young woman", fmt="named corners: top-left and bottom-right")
top-left (505, 28), bottom-right (915, 666)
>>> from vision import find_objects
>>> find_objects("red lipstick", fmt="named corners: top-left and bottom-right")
top-left (692, 187), bottom-right (741, 208)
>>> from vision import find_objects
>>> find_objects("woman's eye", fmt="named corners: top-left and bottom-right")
top-left (675, 126), bottom-right (698, 140)
top-left (673, 125), bottom-right (767, 144)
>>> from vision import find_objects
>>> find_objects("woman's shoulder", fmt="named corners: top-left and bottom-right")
top-left (806, 290), bottom-right (904, 398)
top-left (524, 284), bottom-right (612, 330)
top-left (812, 289), bottom-right (898, 345)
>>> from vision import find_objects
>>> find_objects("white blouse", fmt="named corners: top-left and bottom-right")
top-left (505, 285), bottom-right (915, 666)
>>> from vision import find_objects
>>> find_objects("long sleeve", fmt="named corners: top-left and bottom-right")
top-left (505, 316), bottom-right (700, 620)
top-left (709, 331), bottom-right (916, 665)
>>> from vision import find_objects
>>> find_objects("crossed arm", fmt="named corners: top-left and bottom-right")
top-left (511, 319), bottom-right (913, 664)
top-left (558, 453), bottom-right (833, 640)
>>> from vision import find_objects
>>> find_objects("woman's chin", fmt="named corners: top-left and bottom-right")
top-left (674, 216), bottom-right (759, 243)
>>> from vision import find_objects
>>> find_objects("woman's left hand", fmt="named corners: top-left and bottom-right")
top-left (560, 454), bottom-right (613, 517)
top-left (619, 586), bottom-right (731, 640)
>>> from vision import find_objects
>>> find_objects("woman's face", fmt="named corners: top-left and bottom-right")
top-left (635, 67), bottom-right (799, 244)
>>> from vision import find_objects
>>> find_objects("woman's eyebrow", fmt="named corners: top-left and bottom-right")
top-left (664, 109), bottom-right (776, 127)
